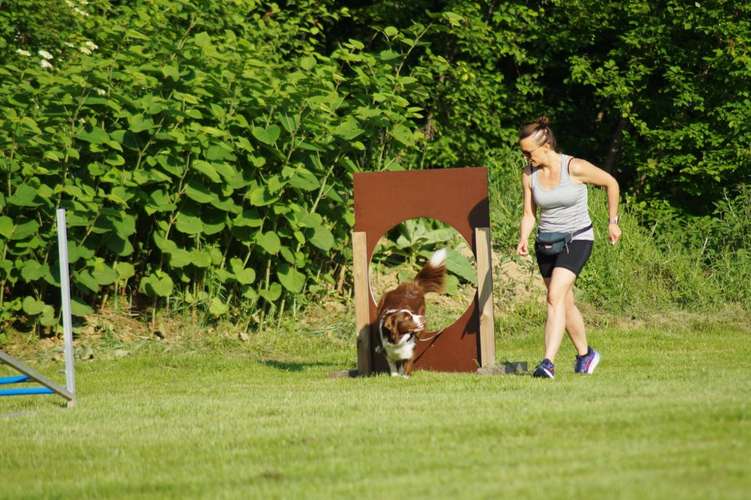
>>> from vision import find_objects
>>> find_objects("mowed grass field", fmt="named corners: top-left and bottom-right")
top-left (2, 316), bottom-right (750, 499)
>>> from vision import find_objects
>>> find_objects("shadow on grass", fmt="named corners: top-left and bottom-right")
top-left (258, 359), bottom-right (336, 372)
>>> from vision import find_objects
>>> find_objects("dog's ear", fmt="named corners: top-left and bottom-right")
top-left (383, 315), bottom-right (399, 339)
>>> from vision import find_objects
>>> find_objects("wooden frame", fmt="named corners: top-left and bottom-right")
top-left (352, 167), bottom-right (495, 375)
top-left (352, 232), bottom-right (372, 375)
top-left (475, 227), bottom-right (496, 368)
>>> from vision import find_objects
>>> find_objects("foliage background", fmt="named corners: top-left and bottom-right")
top-left (1, 0), bottom-right (749, 332)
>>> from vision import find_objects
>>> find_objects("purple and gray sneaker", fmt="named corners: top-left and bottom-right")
top-left (575, 347), bottom-right (600, 374)
top-left (532, 358), bottom-right (555, 378)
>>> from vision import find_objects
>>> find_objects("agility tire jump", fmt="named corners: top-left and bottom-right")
top-left (352, 167), bottom-right (496, 375)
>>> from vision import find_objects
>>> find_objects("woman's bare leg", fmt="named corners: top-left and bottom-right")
top-left (543, 276), bottom-right (588, 357)
top-left (542, 268), bottom-right (577, 362)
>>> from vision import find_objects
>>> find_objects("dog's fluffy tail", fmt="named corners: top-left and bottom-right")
top-left (414, 248), bottom-right (447, 294)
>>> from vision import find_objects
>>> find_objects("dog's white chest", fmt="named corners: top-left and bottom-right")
top-left (381, 334), bottom-right (416, 361)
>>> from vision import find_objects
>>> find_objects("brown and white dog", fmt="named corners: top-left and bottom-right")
top-left (376, 249), bottom-right (447, 377)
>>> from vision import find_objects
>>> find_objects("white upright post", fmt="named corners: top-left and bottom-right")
top-left (56, 209), bottom-right (76, 407)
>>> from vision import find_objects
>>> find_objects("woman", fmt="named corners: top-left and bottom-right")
top-left (516, 116), bottom-right (621, 379)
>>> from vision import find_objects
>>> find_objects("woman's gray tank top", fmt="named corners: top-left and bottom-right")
top-left (531, 154), bottom-right (594, 241)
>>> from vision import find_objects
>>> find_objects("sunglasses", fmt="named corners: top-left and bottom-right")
top-left (521, 143), bottom-right (545, 159)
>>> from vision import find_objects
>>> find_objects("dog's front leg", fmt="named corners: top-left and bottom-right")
top-left (396, 360), bottom-right (405, 377)
top-left (386, 358), bottom-right (398, 376)
top-left (403, 358), bottom-right (415, 377)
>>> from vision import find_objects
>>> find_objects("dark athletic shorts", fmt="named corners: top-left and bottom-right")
top-left (535, 240), bottom-right (593, 278)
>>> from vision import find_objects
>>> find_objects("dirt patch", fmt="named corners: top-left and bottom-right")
top-left (367, 248), bottom-right (546, 330)
top-left (492, 252), bottom-right (547, 311)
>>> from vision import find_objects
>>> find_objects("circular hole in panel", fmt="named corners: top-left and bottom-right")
top-left (369, 217), bottom-right (477, 332)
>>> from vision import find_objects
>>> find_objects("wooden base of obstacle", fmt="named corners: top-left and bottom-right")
top-left (352, 167), bottom-right (496, 375)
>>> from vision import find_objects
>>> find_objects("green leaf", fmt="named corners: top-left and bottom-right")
top-left (280, 247), bottom-right (295, 264)
top-left (299, 56), bottom-right (316, 71)
top-left (76, 270), bottom-right (101, 293)
top-left (230, 258), bottom-right (256, 285)
top-left (232, 208), bottom-right (263, 228)
top-left (259, 282), bottom-right (282, 303)
top-left (175, 212), bottom-right (203, 235)
top-left (389, 123), bottom-right (416, 146)
top-left (309, 225), bottom-right (334, 251)
top-left (256, 231), bottom-right (281, 255)
top-left (333, 117), bottom-right (364, 140)
top-left (140, 271), bottom-right (174, 298)
top-left (444, 274), bottom-right (460, 296)
top-left (194, 32), bottom-right (213, 50)
top-left (267, 175), bottom-right (286, 194)
top-left (77, 126), bottom-right (109, 144)
top-left (114, 262), bottom-right (135, 281)
top-left (190, 249), bottom-right (212, 268)
top-left (71, 297), bottom-right (94, 317)
top-left (22, 296), bottom-right (45, 316)
top-left (445, 249), bottom-right (476, 284)
top-left (146, 189), bottom-right (175, 213)
top-left (379, 49), bottom-right (401, 61)
top-left (277, 263), bottom-right (305, 294)
top-left (213, 162), bottom-right (242, 187)
top-left (20, 260), bottom-right (47, 282)
top-left (279, 114), bottom-right (297, 133)
top-left (162, 64), bottom-right (180, 80)
top-left (208, 297), bottom-right (229, 317)
top-left (184, 180), bottom-right (218, 204)
top-left (289, 167), bottom-right (320, 191)
top-left (105, 236), bottom-right (134, 257)
top-left (8, 184), bottom-right (41, 207)
top-left (206, 144), bottom-right (235, 161)
top-left (153, 231), bottom-right (177, 253)
top-left (174, 91), bottom-right (199, 105)
top-left (105, 212), bottom-right (136, 238)
top-left (201, 212), bottom-right (225, 235)
top-left (252, 125), bottom-right (281, 145)
top-left (443, 12), bottom-right (463, 27)
top-left (248, 185), bottom-right (277, 206)
top-left (38, 305), bottom-right (57, 326)
top-left (0, 216), bottom-right (13, 238)
top-left (167, 248), bottom-right (193, 268)
top-left (192, 160), bottom-right (221, 183)
top-left (92, 260), bottom-right (118, 285)
top-left (128, 114), bottom-right (156, 133)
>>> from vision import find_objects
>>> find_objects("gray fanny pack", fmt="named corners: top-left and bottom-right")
top-left (535, 224), bottom-right (592, 256)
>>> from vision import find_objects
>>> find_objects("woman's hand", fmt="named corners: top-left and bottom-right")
top-left (608, 223), bottom-right (622, 245)
top-left (517, 239), bottom-right (529, 256)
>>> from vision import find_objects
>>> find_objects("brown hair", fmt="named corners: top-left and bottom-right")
top-left (519, 116), bottom-right (558, 152)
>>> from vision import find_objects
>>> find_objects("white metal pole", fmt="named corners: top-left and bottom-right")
top-left (56, 208), bottom-right (76, 406)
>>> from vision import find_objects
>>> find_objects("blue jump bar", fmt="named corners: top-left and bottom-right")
top-left (0, 387), bottom-right (55, 396)
top-left (0, 375), bottom-right (30, 385)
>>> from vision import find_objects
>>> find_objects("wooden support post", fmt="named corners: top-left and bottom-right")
top-left (475, 227), bottom-right (495, 368)
top-left (352, 232), bottom-right (371, 376)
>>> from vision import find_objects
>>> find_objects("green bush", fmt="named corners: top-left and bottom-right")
top-left (0, 0), bottom-right (429, 329)
top-left (486, 151), bottom-right (745, 315)
top-left (1, 0), bottom-right (748, 334)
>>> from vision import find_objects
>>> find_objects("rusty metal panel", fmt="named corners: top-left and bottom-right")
top-left (353, 167), bottom-right (490, 373)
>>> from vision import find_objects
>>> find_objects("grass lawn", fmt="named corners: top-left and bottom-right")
top-left (1, 315), bottom-right (750, 499)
